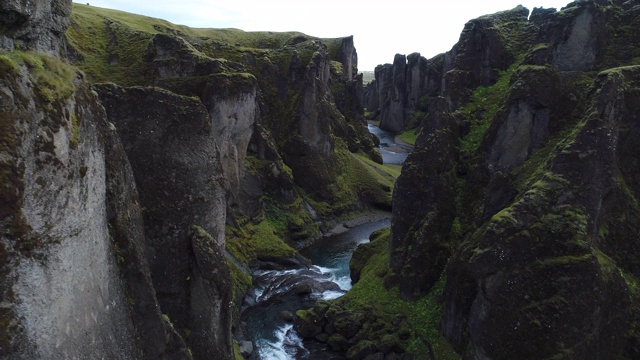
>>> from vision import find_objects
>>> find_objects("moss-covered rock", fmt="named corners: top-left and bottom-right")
top-left (360, 2), bottom-right (640, 359)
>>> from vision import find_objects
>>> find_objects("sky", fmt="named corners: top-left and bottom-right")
top-left (73, 0), bottom-right (573, 70)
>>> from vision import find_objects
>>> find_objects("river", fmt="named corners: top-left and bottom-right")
top-left (367, 123), bottom-right (412, 165)
top-left (241, 123), bottom-right (411, 359)
top-left (241, 218), bottom-right (391, 359)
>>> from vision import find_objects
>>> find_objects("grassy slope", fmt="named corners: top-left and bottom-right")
top-left (329, 228), bottom-right (460, 359)
top-left (68, 4), bottom-right (336, 85)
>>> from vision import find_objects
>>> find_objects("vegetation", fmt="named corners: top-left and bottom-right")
top-left (457, 60), bottom-right (520, 154)
top-left (317, 228), bottom-right (460, 359)
top-left (0, 51), bottom-right (77, 104)
top-left (396, 128), bottom-right (419, 146)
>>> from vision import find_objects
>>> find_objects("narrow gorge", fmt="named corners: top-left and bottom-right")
top-left (3, 0), bottom-right (640, 359)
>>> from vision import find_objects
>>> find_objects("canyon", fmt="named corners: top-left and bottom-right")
top-left (2, 0), bottom-right (640, 359)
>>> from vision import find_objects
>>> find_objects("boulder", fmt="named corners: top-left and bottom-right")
top-left (238, 340), bottom-right (254, 358)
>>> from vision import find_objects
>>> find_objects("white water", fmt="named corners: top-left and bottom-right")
top-left (315, 265), bottom-right (352, 291)
top-left (257, 324), bottom-right (308, 360)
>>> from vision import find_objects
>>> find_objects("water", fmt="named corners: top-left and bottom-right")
top-left (242, 218), bottom-right (391, 359)
top-left (242, 124), bottom-right (407, 359)
top-left (367, 123), bottom-right (412, 164)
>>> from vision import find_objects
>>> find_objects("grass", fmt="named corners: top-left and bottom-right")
top-left (67, 3), bottom-right (328, 86)
top-left (1, 51), bottom-right (77, 104)
top-left (458, 61), bottom-right (520, 154)
top-left (336, 228), bottom-right (460, 359)
top-left (397, 128), bottom-right (419, 146)
top-left (253, 225), bottom-right (294, 257)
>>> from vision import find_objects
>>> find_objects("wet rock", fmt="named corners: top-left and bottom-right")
top-left (239, 340), bottom-right (254, 358)
top-left (255, 253), bottom-right (312, 270)
top-left (293, 280), bottom-right (341, 295)
top-left (279, 311), bottom-right (295, 322)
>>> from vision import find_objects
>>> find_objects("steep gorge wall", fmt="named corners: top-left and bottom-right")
top-left (0, 1), bottom-right (233, 358)
top-left (95, 84), bottom-right (236, 358)
top-left (1, 1), bottom-right (381, 359)
top-left (0, 61), bottom-right (138, 359)
top-left (383, 1), bottom-right (640, 358)
top-left (0, 45), bottom-right (188, 360)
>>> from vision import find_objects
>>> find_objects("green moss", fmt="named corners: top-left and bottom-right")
top-left (335, 229), bottom-right (460, 359)
top-left (537, 253), bottom-right (593, 267)
top-left (490, 207), bottom-right (518, 225)
top-left (225, 228), bottom-right (253, 265)
top-left (251, 220), bottom-right (296, 258)
top-left (226, 258), bottom-right (251, 302)
top-left (315, 144), bottom-right (399, 215)
top-left (598, 65), bottom-right (640, 77)
top-left (191, 224), bottom-right (214, 243)
top-left (458, 61), bottom-right (519, 154)
top-left (1, 51), bottom-right (77, 104)
top-left (594, 249), bottom-right (616, 276)
top-left (330, 60), bottom-right (343, 75)
top-left (397, 128), bottom-right (419, 146)
top-left (232, 341), bottom-right (245, 360)
top-left (0, 54), bottom-right (19, 74)
top-left (512, 120), bottom-right (586, 193)
top-left (70, 112), bottom-right (80, 149)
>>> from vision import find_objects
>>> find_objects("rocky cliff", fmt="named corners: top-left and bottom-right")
top-left (295, 1), bottom-right (640, 359)
top-left (0, 1), bottom-right (389, 359)
top-left (0, 3), bottom-right (189, 358)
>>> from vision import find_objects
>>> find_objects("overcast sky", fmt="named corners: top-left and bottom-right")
top-left (74, 0), bottom-right (572, 70)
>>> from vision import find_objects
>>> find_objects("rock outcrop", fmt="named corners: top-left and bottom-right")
top-left (95, 84), bottom-right (235, 359)
top-left (1, 1), bottom-right (385, 359)
top-left (0, 0), bottom-right (71, 54)
top-left (355, 1), bottom-right (640, 359)
top-left (0, 50), bottom-right (189, 358)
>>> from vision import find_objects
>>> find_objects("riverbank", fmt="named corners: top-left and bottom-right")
top-left (323, 212), bottom-right (391, 237)
top-left (242, 217), bottom-right (392, 359)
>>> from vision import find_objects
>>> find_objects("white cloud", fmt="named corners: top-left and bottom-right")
top-left (77, 0), bottom-right (571, 70)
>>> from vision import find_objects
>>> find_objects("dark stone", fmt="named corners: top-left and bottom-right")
top-left (327, 333), bottom-right (349, 352)
top-left (315, 333), bottom-right (330, 343)
top-left (96, 84), bottom-right (234, 359)
top-left (363, 353), bottom-right (385, 360)
top-left (239, 340), bottom-right (253, 358)
top-left (279, 311), bottom-right (295, 322)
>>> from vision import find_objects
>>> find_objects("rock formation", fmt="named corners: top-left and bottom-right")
top-left (374, 1), bottom-right (640, 359)
top-left (0, 1), bottom-right (386, 359)
top-left (0, 0), bottom-right (71, 54)
top-left (294, 1), bottom-right (640, 359)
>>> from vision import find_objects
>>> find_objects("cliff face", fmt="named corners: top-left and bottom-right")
top-left (1, 1), bottom-right (384, 359)
top-left (95, 84), bottom-right (236, 359)
top-left (365, 6), bottom-right (529, 133)
top-left (0, 57), bottom-right (134, 359)
top-left (383, 1), bottom-right (640, 358)
top-left (0, 0), bottom-right (71, 54)
top-left (0, 2), bottom-right (196, 358)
